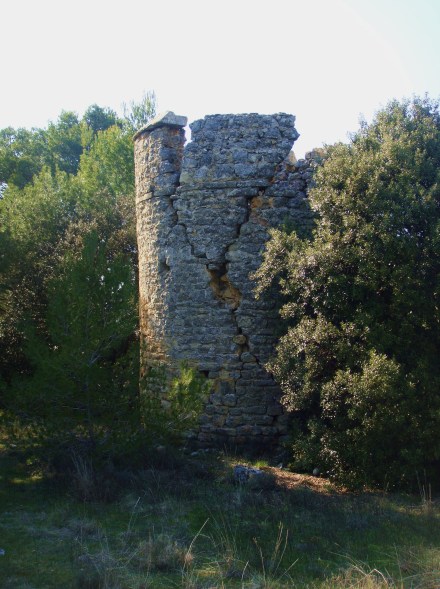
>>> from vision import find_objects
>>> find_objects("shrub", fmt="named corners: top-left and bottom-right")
top-left (255, 96), bottom-right (440, 489)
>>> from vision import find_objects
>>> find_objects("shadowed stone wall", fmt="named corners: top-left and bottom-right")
top-left (134, 111), bottom-right (316, 450)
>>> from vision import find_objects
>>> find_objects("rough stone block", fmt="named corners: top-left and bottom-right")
top-left (214, 406), bottom-right (229, 415)
top-left (240, 352), bottom-right (257, 363)
top-left (212, 414), bottom-right (226, 427)
top-left (134, 110), bottom-right (316, 449)
top-left (229, 408), bottom-right (243, 416)
top-left (223, 394), bottom-right (237, 407)
top-left (137, 111), bottom-right (187, 135)
top-left (241, 405), bottom-right (268, 415)
top-left (225, 416), bottom-right (244, 427)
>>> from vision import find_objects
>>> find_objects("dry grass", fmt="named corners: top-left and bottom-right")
top-left (262, 466), bottom-right (342, 494)
top-left (1, 447), bottom-right (440, 588)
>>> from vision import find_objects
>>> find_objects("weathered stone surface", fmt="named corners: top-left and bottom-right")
top-left (223, 394), bottom-right (237, 407)
top-left (233, 464), bottom-right (265, 484)
top-left (134, 112), bottom-right (317, 450)
top-left (181, 113), bottom-right (298, 188)
top-left (134, 111), bottom-right (188, 139)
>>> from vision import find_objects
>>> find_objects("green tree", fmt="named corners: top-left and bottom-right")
top-left (255, 96), bottom-right (440, 488)
top-left (123, 91), bottom-right (157, 133)
top-left (0, 111), bottom-right (83, 189)
top-left (82, 104), bottom-right (119, 135)
top-left (0, 126), bottom-right (137, 384)
top-left (0, 169), bottom-right (79, 381)
top-left (77, 125), bottom-right (135, 199)
top-left (0, 96), bottom-right (156, 454)
top-left (8, 231), bottom-right (138, 444)
top-left (46, 110), bottom-right (83, 175)
top-left (0, 126), bottom-right (48, 190)
top-left (0, 95), bottom-right (156, 192)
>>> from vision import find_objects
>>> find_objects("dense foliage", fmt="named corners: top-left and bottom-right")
top-left (256, 97), bottom-right (440, 488)
top-left (0, 96), bottom-right (155, 455)
top-left (0, 93), bottom-right (156, 194)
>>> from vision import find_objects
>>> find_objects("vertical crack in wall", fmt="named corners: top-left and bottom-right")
top-left (135, 112), bottom-right (309, 450)
top-left (236, 187), bottom-right (272, 374)
top-left (206, 264), bottom-right (242, 309)
top-left (203, 196), bottom-right (254, 399)
top-left (167, 195), bottom-right (178, 228)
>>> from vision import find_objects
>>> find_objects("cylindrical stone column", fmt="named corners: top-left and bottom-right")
top-left (134, 111), bottom-right (310, 452)
top-left (133, 111), bottom-right (187, 378)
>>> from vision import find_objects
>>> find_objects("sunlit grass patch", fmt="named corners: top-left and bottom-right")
top-left (1, 447), bottom-right (439, 588)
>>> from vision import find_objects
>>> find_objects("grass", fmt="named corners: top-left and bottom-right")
top-left (1, 442), bottom-right (439, 588)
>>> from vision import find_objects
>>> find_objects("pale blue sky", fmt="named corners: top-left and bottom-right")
top-left (1, 0), bottom-right (439, 156)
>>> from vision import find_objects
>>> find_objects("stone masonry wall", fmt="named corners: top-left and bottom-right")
top-left (134, 111), bottom-right (317, 450)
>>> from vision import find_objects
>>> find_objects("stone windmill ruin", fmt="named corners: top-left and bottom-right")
top-left (134, 111), bottom-right (317, 449)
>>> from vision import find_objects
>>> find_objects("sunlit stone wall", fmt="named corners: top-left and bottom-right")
top-left (134, 111), bottom-right (317, 450)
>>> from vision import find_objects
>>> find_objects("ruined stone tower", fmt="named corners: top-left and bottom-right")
top-left (134, 111), bottom-right (314, 449)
